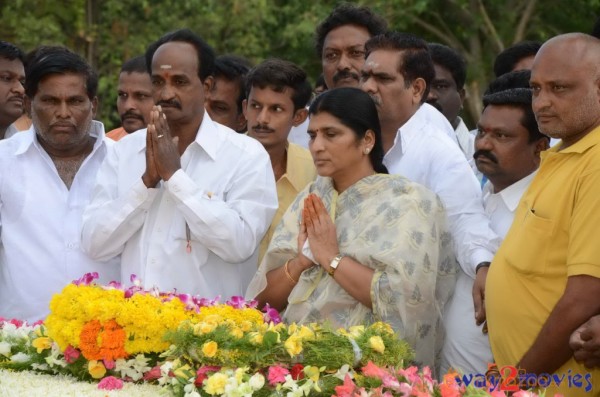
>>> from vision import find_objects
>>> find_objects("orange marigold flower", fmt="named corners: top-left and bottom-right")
top-left (79, 319), bottom-right (128, 361)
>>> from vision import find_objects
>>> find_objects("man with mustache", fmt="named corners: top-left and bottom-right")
top-left (205, 54), bottom-right (252, 133)
top-left (440, 70), bottom-right (549, 375)
top-left (106, 56), bottom-right (154, 141)
top-left (0, 46), bottom-right (119, 323)
top-left (243, 59), bottom-right (316, 263)
top-left (486, 33), bottom-right (600, 396)
top-left (82, 29), bottom-right (277, 298)
top-left (360, 32), bottom-right (501, 371)
top-left (0, 41), bottom-right (25, 140)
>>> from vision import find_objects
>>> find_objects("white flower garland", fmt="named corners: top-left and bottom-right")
top-left (0, 369), bottom-right (163, 397)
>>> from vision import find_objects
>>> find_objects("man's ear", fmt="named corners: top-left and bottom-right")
top-left (412, 78), bottom-right (427, 104)
top-left (235, 112), bottom-right (247, 133)
top-left (459, 87), bottom-right (466, 103)
top-left (535, 137), bottom-right (550, 156)
top-left (203, 75), bottom-right (214, 94)
top-left (293, 108), bottom-right (308, 127)
top-left (91, 97), bottom-right (98, 118)
top-left (242, 99), bottom-right (248, 120)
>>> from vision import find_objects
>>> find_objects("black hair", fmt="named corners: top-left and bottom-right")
top-left (309, 87), bottom-right (388, 174)
top-left (428, 43), bottom-right (467, 90)
top-left (245, 58), bottom-right (312, 111)
top-left (365, 31), bottom-right (434, 103)
top-left (493, 41), bottom-right (541, 77)
top-left (0, 41), bottom-right (24, 62)
top-left (145, 28), bottom-right (215, 81)
top-left (482, 70), bottom-right (547, 143)
top-left (214, 55), bottom-right (253, 114)
top-left (25, 46), bottom-right (98, 99)
top-left (314, 73), bottom-right (327, 90)
top-left (121, 55), bottom-right (148, 74)
top-left (315, 3), bottom-right (387, 59)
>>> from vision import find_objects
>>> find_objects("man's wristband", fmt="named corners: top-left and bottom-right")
top-left (476, 262), bottom-right (491, 274)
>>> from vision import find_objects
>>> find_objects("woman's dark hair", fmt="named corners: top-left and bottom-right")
top-left (309, 87), bottom-right (388, 174)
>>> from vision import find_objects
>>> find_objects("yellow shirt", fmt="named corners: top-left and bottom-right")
top-left (258, 143), bottom-right (316, 264)
top-left (487, 126), bottom-right (600, 396)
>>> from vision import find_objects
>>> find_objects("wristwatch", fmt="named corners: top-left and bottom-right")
top-left (327, 254), bottom-right (344, 277)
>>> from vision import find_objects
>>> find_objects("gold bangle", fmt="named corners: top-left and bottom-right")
top-left (284, 259), bottom-right (298, 284)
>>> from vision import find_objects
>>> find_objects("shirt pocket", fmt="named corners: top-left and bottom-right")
top-left (505, 209), bottom-right (554, 275)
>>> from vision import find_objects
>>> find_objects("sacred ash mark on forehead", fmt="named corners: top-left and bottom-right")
top-left (160, 64), bottom-right (172, 70)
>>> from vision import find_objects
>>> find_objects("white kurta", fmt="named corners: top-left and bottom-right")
top-left (0, 121), bottom-right (119, 323)
top-left (82, 112), bottom-right (277, 299)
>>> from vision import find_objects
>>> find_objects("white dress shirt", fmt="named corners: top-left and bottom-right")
top-left (82, 112), bottom-right (278, 299)
top-left (439, 172), bottom-right (535, 376)
top-left (421, 102), bottom-right (459, 144)
top-left (383, 104), bottom-right (501, 278)
top-left (0, 121), bottom-right (119, 323)
top-left (454, 117), bottom-right (476, 161)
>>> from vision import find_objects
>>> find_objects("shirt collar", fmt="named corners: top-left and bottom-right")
top-left (549, 124), bottom-right (600, 154)
top-left (281, 142), bottom-right (306, 192)
top-left (484, 171), bottom-right (536, 212)
top-left (192, 111), bottom-right (222, 161)
top-left (15, 120), bottom-right (107, 156)
top-left (395, 104), bottom-right (426, 155)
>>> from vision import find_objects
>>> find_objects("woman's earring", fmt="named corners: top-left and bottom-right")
top-left (364, 147), bottom-right (371, 154)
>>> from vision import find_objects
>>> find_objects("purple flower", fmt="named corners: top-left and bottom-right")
top-left (73, 272), bottom-right (99, 286)
top-left (263, 303), bottom-right (282, 324)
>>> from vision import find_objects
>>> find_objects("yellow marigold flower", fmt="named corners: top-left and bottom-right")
top-left (202, 341), bottom-right (218, 358)
top-left (31, 337), bottom-right (52, 354)
top-left (88, 360), bottom-right (106, 379)
top-left (204, 372), bottom-right (228, 395)
top-left (284, 335), bottom-right (303, 357)
top-left (240, 320), bottom-right (254, 332)
top-left (248, 332), bottom-right (263, 345)
top-left (230, 327), bottom-right (244, 339)
top-left (369, 335), bottom-right (385, 353)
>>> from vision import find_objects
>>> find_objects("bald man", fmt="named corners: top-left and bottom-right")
top-left (486, 33), bottom-right (600, 396)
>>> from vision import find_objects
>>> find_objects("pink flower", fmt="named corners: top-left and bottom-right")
top-left (489, 391), bottom-right (508, 397)
top-left (513, 392), bottom-right (539, 397)
top-left (263, 303), bottom-right (282, 324)
top-left (64, 345), bottom-right (80, 364)
top-left (103, 359), bottom-right (115, 370)
top-left (8, 319), bottom-right (24, 327)
top-left (268, 365), bottom-right (290, 385)
top-left (397, 366), bottom-right (419, 384)
top-left (335, 374), bottom-right (357, 397)
top-left (143, 366), bottom-right (162, 381)
top-left (197, 365), bottom-right (222, 376)
top-left (97, 376), bottom-right (123, 390)
top-left (361, 361), bottom-right (386, 379)
top-left (73, 272), bottom-right (99, 286)
top-left (226, 296), bottom-right (247, 309)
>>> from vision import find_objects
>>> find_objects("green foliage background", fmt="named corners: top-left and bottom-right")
top-left (1, 0), bottom-right (598, 130)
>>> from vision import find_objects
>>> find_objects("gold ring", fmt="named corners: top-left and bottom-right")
top-left (157, 134), bottom-right (164, 138)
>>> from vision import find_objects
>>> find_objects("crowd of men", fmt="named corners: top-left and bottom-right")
top-left (1, 5), bottom-right (600, 395)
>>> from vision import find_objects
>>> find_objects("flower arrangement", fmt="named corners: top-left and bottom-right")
top-left (0, 273), bottom-right (564, 397)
